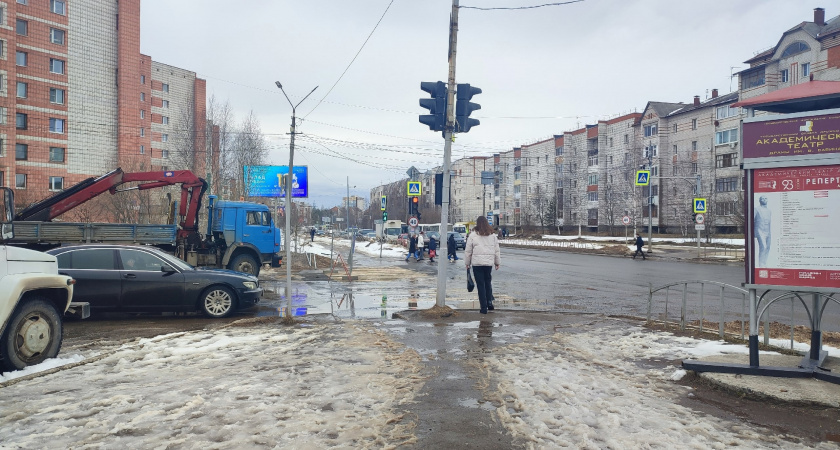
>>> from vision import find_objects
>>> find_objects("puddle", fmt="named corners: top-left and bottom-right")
top-left (457, 397), bottom-right (497, 411)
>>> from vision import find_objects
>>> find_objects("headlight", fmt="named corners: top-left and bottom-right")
top-left (243, 281), bottom-right (258, 290)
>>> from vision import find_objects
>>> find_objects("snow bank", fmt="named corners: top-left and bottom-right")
top-left (543, 234), bottom-right (745, 246)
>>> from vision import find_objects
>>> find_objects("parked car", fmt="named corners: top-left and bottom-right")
top-left (447, 231), bottom-right (466, 250)
top-left (316, 229), bottom-right (325, 236)
top-left (47, 244), bottom-right (261, 318)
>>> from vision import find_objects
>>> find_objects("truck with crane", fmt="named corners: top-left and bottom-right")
top-left (9, 168), bottom-right (282, 277)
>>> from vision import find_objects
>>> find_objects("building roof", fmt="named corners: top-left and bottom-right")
top-left (667, 92), bottom-right (739, 117)
top-left (731, 80), bottom-right (840, 113)
top-left (744, 12), bottom-right (840, 64)
top-left (641, 102), bottom-right (684, 120)
top-left (601, 112), bottom-right (642, 125)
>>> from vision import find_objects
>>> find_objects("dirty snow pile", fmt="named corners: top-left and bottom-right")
top-left (479, 324), bottom-right (828, 449)
top-left (300, 239), bottom-right (407, 260)
top-left (0, 322), bottom-right (424, 448)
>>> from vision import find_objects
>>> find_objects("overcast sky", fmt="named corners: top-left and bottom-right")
top-left (140, 0), bottom-right (817, 207)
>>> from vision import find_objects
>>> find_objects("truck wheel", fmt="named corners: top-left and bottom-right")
top-left (199, 286), bottom-right (236, 318)
top-left (0, 297), bottom-right (63, 372)
top-left (229, 254), bottom-right (260, 277)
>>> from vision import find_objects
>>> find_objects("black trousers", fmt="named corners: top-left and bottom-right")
top-left (633, 246), bottom-right (646, 259)
top-left (472, 265), bottom-right (493, 311)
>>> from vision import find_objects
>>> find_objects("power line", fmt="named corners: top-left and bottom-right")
top-left (460, 0), bottom-right (584, 11)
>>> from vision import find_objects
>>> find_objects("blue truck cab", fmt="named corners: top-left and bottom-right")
top-left (208, 197), bottom-right (282, 276)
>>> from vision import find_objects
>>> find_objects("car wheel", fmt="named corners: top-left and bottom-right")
top-left (200, 286), bottom-right (236, 318)
top-left (229, 254), bottom-right (260, 277)
top-left (1, 296), bottom-right (63, 372)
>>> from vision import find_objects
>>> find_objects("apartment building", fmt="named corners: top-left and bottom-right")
top-left (450, 156), bottom-right (490, 223)
top-left (519, 137), bottom-right (554, 228)
top-left (0, 0), bottom-right (207, 209)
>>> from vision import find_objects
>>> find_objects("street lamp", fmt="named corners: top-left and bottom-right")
top-left (275, 81), bottom-right (318, 319)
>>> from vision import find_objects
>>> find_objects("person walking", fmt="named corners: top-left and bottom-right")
top-left (447, 232), bottom-right (459, 262)
top-left (310, 227), bottom-right (316, 243)
top-left (428, 234), bottom-right (437, 262)
top-left (465, 216), bottom-right (500, 314)
top-left (416, 231), bottom-right (425, 260)
top-left (633, 234), bottom-right (646, 260)
top-left (405, 234), bottom-right (418, 262)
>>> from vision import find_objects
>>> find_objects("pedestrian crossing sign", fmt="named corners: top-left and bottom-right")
top-left (635, 170), bottom-right (650, 186)
top-left (380, 195), bottom-right (387, 211)
top-left (693, 198), bottom-right (707, 213)
top-left (407, 181), bottom-right (421, 196)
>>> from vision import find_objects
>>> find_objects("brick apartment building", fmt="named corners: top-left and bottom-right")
top-left (0, 0), bottom-right (207, 210)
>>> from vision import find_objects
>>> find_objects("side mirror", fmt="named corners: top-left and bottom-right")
top-left (161, 265), bottom-right (176, 273)
top-left (0, 187), bottom-right (14, 240)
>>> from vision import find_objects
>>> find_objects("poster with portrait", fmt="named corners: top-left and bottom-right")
top-left (751, 165), bottom-right (840, 288)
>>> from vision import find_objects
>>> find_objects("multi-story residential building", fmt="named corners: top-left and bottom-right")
top-left (520, 137), bottom-right (554, 229)
top-left (596, 113), bottom-right (641, 232)
top-left (450, 156), bottom-right (490, 223)
top-left (0, 0), bottom-right (207, 210)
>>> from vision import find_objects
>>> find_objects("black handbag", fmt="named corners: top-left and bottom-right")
top-left (466, 268), bottom-right (475, 292)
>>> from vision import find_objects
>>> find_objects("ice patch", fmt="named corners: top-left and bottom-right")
top-left (0, 354), bottom-right (85, 383)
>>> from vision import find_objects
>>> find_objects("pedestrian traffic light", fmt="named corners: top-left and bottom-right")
top-left (382, 211), bottom-right (388, 221)
top-left (419, 81), bottom-right (447, 132)
top-left (455, 83), bottom-right (481, 133)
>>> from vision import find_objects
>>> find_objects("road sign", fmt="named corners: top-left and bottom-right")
top-left (407, 181), bottom-right (421, 196)
top-left (622, 215), bottom-right (631, 225)
top-left (321, 217), bottom-right (331, 223)
top-left (487, 212), bottom-right (493, 225)
top-left (635, 170), bottom-right (650, 186)
top-left (408, 217), bottom-right (419, 227)
top-left (693, 198), bottom-right (707, 213)
top-left (380, 195), bottom-right (387, 211)
top-left (695, 213), bottom-right (705, 224)
top-left (695, 224), bottom-right (705, 231)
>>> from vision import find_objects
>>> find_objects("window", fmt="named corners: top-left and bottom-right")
top-left (672, 166), bottom-right (678, 176)
top-left (139, 145), bottom-right (145, 154)
top-left (0, 108), bottom-right (4, 124)
top-left (162, 116), bottom-right (169, 125)
top-left (50, 88), bottom-right (65, 104)
top-left (247, 211), bottom-right (270, 225)
top-left (140, 127), bottom-right (145, 137)
top-left (17, 0), bottom-right (26, 4)
top-left (715, 201), bottom-right (738, 216)
top-left (57, 249), bottom-right (116, 270)
top-left (140, 109), bottom-right (145, 119)
top-left (15, 51), bottom-right (26, 66)
top-left (643, 124), bottom-right (657, 136)
top-left (644, 144), bottom-right (657, 158)
top-left (587, 174), bottom-right (598, 185)
top-left (162, 100), bottom-right (169, 108)
top-left (587, 154), bottom-right (598, 166)
top-left (715, 128), bottom-right (739, 145)
top-left (50, 0), bottom-right (66, 15)
top-left (716, 177), bottom-right (740, 192)
top-left (609, 137), bottom-right (613, 147)
top-left (16, 81), bottom-right (27, 98)
top-left (0, 171), bottom-right (3, 187)
top-left (141, 75), bottom-right (145, 84)
top-left (588, 191), bottom-right (598, 201)
top-left (162, 149), bottom-right (169, 158)
top-left (651, 166), bottom-right (658, 177)
top-left (716, 105), bottom-right (739, 119)
top-left (49, 118), bottom-right (65, 133)
top-left (624, 134), bottom-right (629, 144)
top-left (692, 141), bottom-right (697, 151)
top-left (715, 153), bottom-right (738, 168)
top-left (49, 147), bottom-right (65, 162)
top-left (780, 69), bottom-right (789, 83)
top-left (49, 176), bottom-right (63, 191)
top-left (140, 92), bottom-right (145, 102)
top-left (672, 123), bottom-right (677, 133)
top-left (50, 28), bottom-right (65, 45)
top-left (0, 40), bottom-right (5, 59)
top-left (16, 19), bottom-right (27, 36)
top-left (691, 119), bottom-right (697, 130)
top-left (15, 143), bottom-right (27, 160)
top-left (162, 83), bottom-right (169, 93)
top-left (119, 249), bottom-right (169, 272)
top-left (15, 173), bottom-right (26, 189)
top-left (802, 63), bottom-right (810, 77)
top-left (673, 145), bottom-right (678, 155)
top-left (691, 163), bottom-right (698, 174)
top-left (50, 58), bottom-right (65, 74)
top-left (780, 41), bottom-right (810, 58)
top-left (741, 68), bottom-right (765, 89)
top-left (16, 113), bottom-right (27, 129)
top-left (161, 134), bottom-right (168, 143)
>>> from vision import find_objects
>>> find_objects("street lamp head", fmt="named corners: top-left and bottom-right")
top-left (275, 81), bottom-right (282, 89)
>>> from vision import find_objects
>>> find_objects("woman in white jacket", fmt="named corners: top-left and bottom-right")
top-left (464, 216), bottom-right (500, 314)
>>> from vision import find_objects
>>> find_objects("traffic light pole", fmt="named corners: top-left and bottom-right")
top-left (436, 0), bottom-right (459, 308)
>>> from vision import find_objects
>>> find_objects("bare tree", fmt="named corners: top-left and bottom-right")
top-left (207, 95), bottom-right (235, 198)
top-left (230, 110), bottom-right (269, 201)
top-left (527, 185), bottom-right (551, 233)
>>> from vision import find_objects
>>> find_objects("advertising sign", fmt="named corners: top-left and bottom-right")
top-left (244, 165), bottom-right (308, 198)
top-left (750, 165), bottom-right (840, 288)
top-left (742, 111), bottom-right (840, 160)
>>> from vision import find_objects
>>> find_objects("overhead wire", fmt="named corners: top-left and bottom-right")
top-left (459, 0), bottom-right (584, 11)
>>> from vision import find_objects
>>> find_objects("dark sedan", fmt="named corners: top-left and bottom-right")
top-left (447, 232), bottom-right (466, 250)
top-left (47, 245), bottom-right (261, 318)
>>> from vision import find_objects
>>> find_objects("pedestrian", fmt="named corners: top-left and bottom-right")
top-left (497, 227), bottom-right (503, 239)
top-left (405, 234), bottom-right (418, 262)
top-left (503, 227), bottom-right (508, 238)
top-left (310, 227), bottom-right (316, 243)
top-left (447, 232), bottom-right (459, 262)
top-left (465, 216), bottom-right (501, 314)
top-left (428, 234), bottom-right (437, 262)
top-left (416, 231), bottom-right (425, 260)
top-left (633, 233), bottom-right (646, 260)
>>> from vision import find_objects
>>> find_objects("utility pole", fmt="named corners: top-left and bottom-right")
top-left (275, 81), bottom-right (318, 319)
top-left (647, 148), bottom-right (654, 255)
top-left (347, 176), bottom-right (355, 279)
top-left (436, 0), bottom-right (459, 308)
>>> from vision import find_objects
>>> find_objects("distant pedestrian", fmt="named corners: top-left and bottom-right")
top-left (447, 232), bottom-right (459, 262)
top-left (465, 216), bottom-right (501, 314)
top-left (310, 227), bottom-right (316, 243)
top-left (428, 234), bottom-right (437, 262)
top-left (416, 232), bottom-right (425, 260)
top-left (405, 234), bottom-right (419, 262)
top-left (633, 234), bottom-right (646, 260)
top-left (502, 227), bottom-right (508, 239)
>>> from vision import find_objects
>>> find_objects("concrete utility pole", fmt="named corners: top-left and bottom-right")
top-left (436, 0), bottom-right (459, 308)
top-left (275, 81), bottom-right (318, 319)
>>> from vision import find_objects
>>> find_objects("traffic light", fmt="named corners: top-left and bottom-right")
top-left (411, 196), bottom-right (419, 215)
top-left (382, 211), bottom-right (388, 221)
top-left (419, 81), bottom-right (447, 132)
top-left (455, 83), bottom-right (481, 133)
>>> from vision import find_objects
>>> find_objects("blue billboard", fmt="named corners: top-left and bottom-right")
top-left (244, 165), bottom-right (308, 198)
